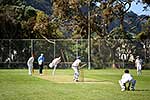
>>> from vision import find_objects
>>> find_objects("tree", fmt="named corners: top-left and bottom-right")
top-left (0, 5), bottom-right (23, 38)
top-left (0, 0), bottom-right (24, 6)
top-left (0, 1), bottom-right (39, 39)
top-left (135, 18), bottom-right (150, 40)
top-left (51, 0), bottom-right (88, 39)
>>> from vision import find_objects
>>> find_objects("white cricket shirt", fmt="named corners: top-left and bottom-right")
top-left (72, 59), bottom-right (81, 67)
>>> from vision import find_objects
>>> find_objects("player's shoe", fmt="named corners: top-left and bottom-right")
top-left (75, 80), bottom-right (79, 82)
top-left (121, 89), bottom-right (125, 91)
top-left (73, 79), bottom-right (79, 82)
top-left (131, 88), bottom-right (135, 91)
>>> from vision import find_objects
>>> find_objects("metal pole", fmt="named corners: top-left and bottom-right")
top-left (76, 39), bottom-right (79, 58)
top-left (31, 39), bottom-right (34, 55)
top-left (144, 40), bottom-right (146, 62)
top-left (54, 39), bottom-right (56, 58)
top-left (8, 39), bottom-right (11, 68)
top-left (88, 1), bottom-right (91, 70)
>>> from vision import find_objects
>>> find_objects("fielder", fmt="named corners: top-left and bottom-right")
top-left (119, 69), bottom-right (136, 91)
top-left (38, 53), bottom-right (45, 75)
top-left (71, 56), bottom-right (81, 82)
top-left (27, 54), bottom-right (34, 75)
top-left (135, 56), bottom-right (142, 76)
top-left (49, 56), bottom-right (61, 76)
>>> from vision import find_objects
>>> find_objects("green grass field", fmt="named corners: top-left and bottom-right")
top-left (0, 69), bottom-right (150, 100)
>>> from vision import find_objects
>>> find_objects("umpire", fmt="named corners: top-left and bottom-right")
top-left (38, 53), bottom-right (45, 75)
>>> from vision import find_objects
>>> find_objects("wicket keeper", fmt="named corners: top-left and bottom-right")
top-left (119, 69), bottom-right (136, 91)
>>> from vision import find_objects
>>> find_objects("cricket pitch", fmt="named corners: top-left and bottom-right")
top-left (33, 72), bottom-right (113, 84)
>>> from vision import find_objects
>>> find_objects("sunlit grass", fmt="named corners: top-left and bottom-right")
top-left (0, 69), bottom-right (149, 100)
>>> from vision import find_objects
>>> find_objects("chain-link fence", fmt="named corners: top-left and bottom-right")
top-left (0, 39), bottom-right (150, 69)
top-left (91, 39), bottom-right (150, 69)
top-left (0, 39), bottom-right (88, 69)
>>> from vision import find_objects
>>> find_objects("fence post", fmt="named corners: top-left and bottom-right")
top-left (76, 39), bottom-right (79, 58)
top-left (54, 39), bottom-right (56, 58)
top-left (88, 1), bottom-right (91, 70)
top-left (31, 39), bottom-right (34, 55)
top-left (8, 40), bottom-right (10, 68)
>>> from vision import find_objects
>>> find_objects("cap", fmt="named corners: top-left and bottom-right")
top-left (124, 69), bottom-right (129, 73)
top-left (136, 56), bottom-right (139, 58)
top-left (76, 56), bottom-right (81, 59)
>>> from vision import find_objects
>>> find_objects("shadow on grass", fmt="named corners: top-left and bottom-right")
top-left (76, 80), bottom-right (114, 84)
top-left (135, 89), bottom-right (150, 91)
top-left (80, 80), bottom-right (112, 82)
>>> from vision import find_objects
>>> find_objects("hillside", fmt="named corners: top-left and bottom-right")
top-left (25, 0), bottom-right (52, 15)
top-left (24, 0), bottom-right (149, 34)
top-left (108, 11), bottom-right (149, 34)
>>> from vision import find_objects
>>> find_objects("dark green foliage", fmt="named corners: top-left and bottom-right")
top-left (24, 6), bottom-right (37, 20)
top-left (0, 0), bottom-right (24, 6)
top-left (0, 5), bottom-right (37, 39)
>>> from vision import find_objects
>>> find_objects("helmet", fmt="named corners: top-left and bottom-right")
top-left (76, 56), bottom-right (81, 59)
top-left (136, 56), bottom-right (139, 58)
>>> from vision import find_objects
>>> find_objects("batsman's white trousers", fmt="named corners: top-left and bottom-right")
top-left (72, 66), bottom-right (79, 80)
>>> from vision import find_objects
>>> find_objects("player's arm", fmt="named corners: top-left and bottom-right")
top-left (76, 63), bottom-right (81, 70)
top-left (78, 62), bottom-right (82, 68)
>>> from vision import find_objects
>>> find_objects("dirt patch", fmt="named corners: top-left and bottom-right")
top-left (33, 73), bottom-right (113, 84)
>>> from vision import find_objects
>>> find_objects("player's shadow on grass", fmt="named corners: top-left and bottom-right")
top-left (83, 80), bottom-right (111, 82)
top-left (81, 80), bottom-right (113, 84)
top-left (135, 89), bottom-right (150, 91)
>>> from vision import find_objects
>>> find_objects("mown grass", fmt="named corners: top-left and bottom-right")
top-left (0, 69), bottom-right (150, 100)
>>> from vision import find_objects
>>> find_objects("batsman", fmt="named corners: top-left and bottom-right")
top-left (71, 56), bottom-right (82, 82)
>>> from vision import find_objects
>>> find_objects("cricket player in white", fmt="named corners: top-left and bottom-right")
top-left (135, 56), bottom-right (142, 76)
top-left (49, 57), bottom-right (61, 76)
top-left (119, 69), bottom-right (136, 91)
top-left (71, 56), bottom-right (81, 82)
top-left (27, 54), bottom-right (34, 75)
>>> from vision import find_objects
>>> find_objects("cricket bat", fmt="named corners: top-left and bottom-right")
top-left (79, 63), bottom-right (87, 69)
